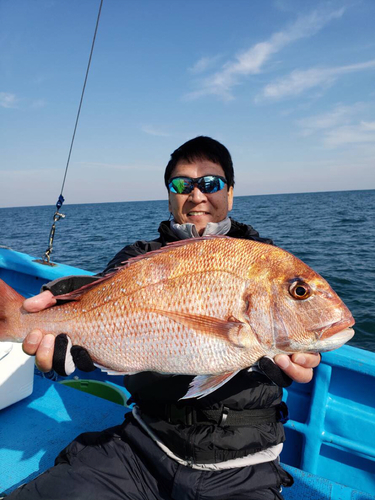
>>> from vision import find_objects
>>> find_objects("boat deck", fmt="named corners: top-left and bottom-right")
top-left (0, 376), bottom-right (128, 495)
top-left (1, 375), bottom-right (374, 499)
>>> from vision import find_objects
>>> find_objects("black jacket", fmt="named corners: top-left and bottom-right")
top-left (103, 219), bottom-right (284, 464)
top-left (45, 219), bottom-right (285, 464)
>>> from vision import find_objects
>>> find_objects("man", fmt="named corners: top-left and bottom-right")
top-left (15, 137), bottom-right (320, 500)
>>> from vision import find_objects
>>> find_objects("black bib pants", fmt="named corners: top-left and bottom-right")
top-left (6, 417), bottom-right (293, 500)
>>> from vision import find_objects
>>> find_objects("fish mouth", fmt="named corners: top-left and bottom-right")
top-left (315, 316), bottom-right (355, 340)
top-left (314, 327), bottom-right (355, 352)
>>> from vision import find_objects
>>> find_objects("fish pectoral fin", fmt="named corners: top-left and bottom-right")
top-left (180, 370), bottom-right (240, 399)
top-left (151, 309), bottom-right (249, 348)
top-left (93, 363), bottom-right (134, 375)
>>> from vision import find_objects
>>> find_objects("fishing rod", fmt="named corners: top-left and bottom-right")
top-left (37, 0), bottom-right (104, 266)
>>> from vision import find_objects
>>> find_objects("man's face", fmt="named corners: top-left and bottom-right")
top-left (168, 159), bottom-right (234, 236)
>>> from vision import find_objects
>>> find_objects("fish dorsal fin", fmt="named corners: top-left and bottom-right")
top-left (119, 235), bottom-right (231, 267)
top-left (56, 275), bottom-right (115, 301)
top-left (55, 236), bottom-right (230, 301)
top-left (151, 309), bottom-right (251, 348)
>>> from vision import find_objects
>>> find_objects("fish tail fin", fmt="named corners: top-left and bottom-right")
top-left (0, 279), bottom-right (25, 341)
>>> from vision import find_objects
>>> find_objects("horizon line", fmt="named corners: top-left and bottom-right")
top-left (0, 187), bottom-right (373, 210)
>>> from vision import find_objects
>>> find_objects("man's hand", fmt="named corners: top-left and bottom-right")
top-left (22, 291), bottom-right (57, 372)
top-left (22, 291), bottom-right (95, 376)
top-left (258, 352), bottom-right (321, 386)
top-left (274, 353), bottom-right (321, 384)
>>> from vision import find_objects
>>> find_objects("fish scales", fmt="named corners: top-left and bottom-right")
top-left (0, 237), bottom-right (355, 398)
top-left (32, 239), bottom-right (260, 371)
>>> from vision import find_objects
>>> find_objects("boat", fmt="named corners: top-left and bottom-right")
top-left (2, 1), bottom-right (375, 495)
top-left (0, 245), bottom-right (375, 499)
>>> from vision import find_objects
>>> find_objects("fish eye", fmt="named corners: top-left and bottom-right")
top-left (289, 281), bottom-right (311, 300)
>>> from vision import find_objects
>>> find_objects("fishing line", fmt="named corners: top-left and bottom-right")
top-left (40, 0), bottom-right (104, 265)
top-left (59, 0), bottom-right (104, 198)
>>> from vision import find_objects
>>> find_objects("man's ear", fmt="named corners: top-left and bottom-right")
top-left (228, 186), bottom-right (234, 212)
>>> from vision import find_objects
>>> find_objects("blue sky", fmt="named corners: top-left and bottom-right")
top-left (1, 0), bottom-right (375, 208)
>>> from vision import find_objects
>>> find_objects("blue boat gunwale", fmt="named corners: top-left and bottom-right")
top-left (0, 246), bottom-right (374, 499)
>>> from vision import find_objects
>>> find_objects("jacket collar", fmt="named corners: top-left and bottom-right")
top-left (158, 218), bottom-right (259, 245)
top-left (169, 217), bottom-right (232, 240)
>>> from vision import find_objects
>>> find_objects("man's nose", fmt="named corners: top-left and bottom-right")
top-left (189, 186), bottom-right (207, 203)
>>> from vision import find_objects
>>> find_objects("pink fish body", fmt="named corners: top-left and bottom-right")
top-left (0, 237), bottom-right (354, 398)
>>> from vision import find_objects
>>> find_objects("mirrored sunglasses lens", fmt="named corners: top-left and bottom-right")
top-left (198, 176), bottom-right (224, 193)
top-left (169, 178), bottom-right (193, 194)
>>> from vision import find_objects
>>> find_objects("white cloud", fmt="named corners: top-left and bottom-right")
top-left (296, 102), bottom-right (375, 150)
top-left (361, 121), bottom-right (375, 131)
top-left (140, 125), bottom-right (170, 137)
top-left (0, 92), bottom-right (18, 108)
top-left (324, 121), bottom-right (375, 148)
top-left (0, 93), bottom-right (47, 109)
top-left (260, 60), bottom-right (375, 101)
top-left (188, 55), bottom-right (223, 74)
top-left (296, 102), bottom-right (375, 149)
top-left (185, 7), bottom-right (345, 101)
top-left (297, 102), bottom-right (365, 136)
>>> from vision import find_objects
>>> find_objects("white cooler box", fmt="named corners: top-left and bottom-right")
top-left (0, 342), bottom-right (34, 410)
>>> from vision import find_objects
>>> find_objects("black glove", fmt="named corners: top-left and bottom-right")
top-left (52, 334), bottom-right (96, 377)
top-left (258, 356), bottom-right (293, 387)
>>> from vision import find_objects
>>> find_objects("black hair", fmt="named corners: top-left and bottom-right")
top-left (164, 136), bottom-right (235, 189)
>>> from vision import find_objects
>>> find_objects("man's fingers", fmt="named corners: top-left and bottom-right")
top-left (23, 331), bottom-right (55, 372)
top-left (32, 334), bottom-right (55, 372)
top-left (291, 352), bottom-right (321, 369)
top-left (274, 354), bottom-right (314, 384)
top-left (22, 292), bottom-right (57, 371)
top-left (23, 291), bottom-right (57, 313)
top-left (23, 329), bottom-right (43, 355)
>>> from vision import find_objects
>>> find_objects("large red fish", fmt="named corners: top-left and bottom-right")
top-left (0, 237), bottom-right (354, 398)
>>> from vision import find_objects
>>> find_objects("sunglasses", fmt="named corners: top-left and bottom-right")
top-left (168, 175), bottom-right (227, 194)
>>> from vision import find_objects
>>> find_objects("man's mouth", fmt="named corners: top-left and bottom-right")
top-left (188, 211), bottom-right (209, 216)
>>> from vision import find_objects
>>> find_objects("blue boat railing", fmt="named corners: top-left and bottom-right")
top-left (282, 344), bottom-right (375, 493)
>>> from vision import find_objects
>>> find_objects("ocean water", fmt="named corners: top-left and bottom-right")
top-left (0, 189), bottom-right (374, 352)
